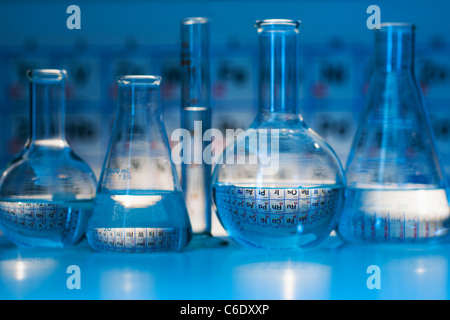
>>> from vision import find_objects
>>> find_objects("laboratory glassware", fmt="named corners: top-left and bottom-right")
top-left (211, 19), bottom-right (346, 249)
top-left (180, 17), bottom-right (212, 235)
top-left (338, 23), bottom-right (450, 244)
top-left (0, 69), bottom-right (97, 248)
top-left (86, 76), bottom-right (192, 253)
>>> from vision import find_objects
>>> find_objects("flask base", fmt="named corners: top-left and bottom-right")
top-left (188, 233), bottom-right (229, 248)
top-left (213, 184), bottom-right (345, 249)
top-left (0, 199), bottom-right (91, 248)
top-left (338, 187), bottom-right (450, 244)
top-left (86, 227), bottom-right (191, 253)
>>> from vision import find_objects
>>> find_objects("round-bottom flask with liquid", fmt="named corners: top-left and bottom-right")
top-left (211, 20), bottom-right (346, 249)
top-left (0, 69), bottom-right (97, 248)
top-left (338, 23), bottom-right (450, 244)
top-left (86, 76), bottom-right (192, 253)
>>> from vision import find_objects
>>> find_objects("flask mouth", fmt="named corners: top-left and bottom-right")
top-left (182, 17), bottom-right (208, 25)
top-left (374, 22), bottom-right (416, 71)
top-left (117, 75), bottom-right (162, 86)
top-left (27, 69), bottom-right (67, 82)
top-left (378, 22), bottom-right (415, 32)
top-left (255, 19), bottom-right (302, 33)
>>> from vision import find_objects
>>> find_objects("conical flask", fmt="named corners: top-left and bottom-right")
top-left (338, 23), bottom-right (450, 244)
top-left (0, 69), bottom-right (97, 247)
top-left (211, 20), bottom-right (346, 249)
top-left (86, 76), bottom-right (192, 253)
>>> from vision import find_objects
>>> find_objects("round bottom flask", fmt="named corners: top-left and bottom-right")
top-left (0, 69), bottom-right (97, 248)
top-left (212, 20), bottom-right (346, 249)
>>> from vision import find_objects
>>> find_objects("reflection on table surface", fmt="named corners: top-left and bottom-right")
top-left (0, 234), bottom-right (449, 300)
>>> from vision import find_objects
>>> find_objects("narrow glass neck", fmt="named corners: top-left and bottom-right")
top-left (117, 76), bottom-right (162, 119)
top-left (374, 24), bottom-right (415, 72)
top-left (181, 17), bottom-right (211, 109)
top-left (28, 70), bottom-right (66, 144)
top-left (257, 20), bottom-right (300, 115)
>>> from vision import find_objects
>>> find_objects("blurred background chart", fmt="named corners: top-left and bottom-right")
top-left (1, 0), bottom-right (449, 234)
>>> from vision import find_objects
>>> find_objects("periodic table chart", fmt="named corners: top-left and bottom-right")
top-left (1, 40), bottom-right (450, 180)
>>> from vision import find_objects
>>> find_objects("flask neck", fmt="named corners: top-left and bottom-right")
top-left (374, 23), bottom-right (415, 73)
top-left (181, 17), bottom-right (211, 109)
top-left (368, 24), bottom-right (420, 120)
top-left (28, 70), bottom-right (66, 146)
top-left (117, 76), bottom-right (162, 119)
top-left (257, 20), bottom-right (301, 115)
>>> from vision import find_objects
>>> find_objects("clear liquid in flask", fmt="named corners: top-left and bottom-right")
top-left (0, 198), bottom-right (92, 248)
top-left (338, 186), bottom-right (450, 243)
top-left (213, 183), bottom-right (345, 249)
top-left (87, 190), bottom-right (192, 253)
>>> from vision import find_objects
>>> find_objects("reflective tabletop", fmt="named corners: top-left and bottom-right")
top-left (0, 234), bottom-right (449, 300)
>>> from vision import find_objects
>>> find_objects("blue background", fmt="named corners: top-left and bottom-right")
top-left (1, 0), bottom-right (450, 300)
top-left (2, 0), bottom-right (450, 177)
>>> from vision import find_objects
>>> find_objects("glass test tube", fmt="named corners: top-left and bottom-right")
top-left (180, 17), bottom-right (212, 235)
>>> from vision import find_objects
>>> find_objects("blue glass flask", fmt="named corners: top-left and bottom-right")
top-left (86, 76), bottom-right (192, 253)
top-left (0, 69), bottom-right (97, 247)
top-left (338, 24), bottom-right (450, 244)
top-left (211, 20), bottom-right (346, 249)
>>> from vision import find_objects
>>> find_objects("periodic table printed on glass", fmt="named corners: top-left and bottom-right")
top-left (90, 227), bottom-right (181, 253)
top-left (341, 212), bottom-right (446, 242)
top-left (0, 201), bottom-right (80, 233)
top-left (214, 185), bottom-right (344, 236)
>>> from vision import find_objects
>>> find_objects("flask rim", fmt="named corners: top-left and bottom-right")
top-left (182, 17), bottom-right (208, 25)
top-left (117, 75), bottom-right (162, 86)
top-left (27, 69), bottom-right (67, 82)
top-left (378, 22), bottom-right (416, 31)
top-left (255, 19), bottom-right (302, 32)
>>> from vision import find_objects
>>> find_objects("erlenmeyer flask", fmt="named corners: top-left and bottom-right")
top-left (338, 23), bottom-right (450, 244)
top-left (211, 20), bottom-right (346, 249)
top-left (0, 69), bottom-right (97, 248)
top-left (86, 76), bottom-right (192, 253)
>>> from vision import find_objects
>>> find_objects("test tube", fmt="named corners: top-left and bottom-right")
top-left (180, 17), bottom-right (212, 235)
